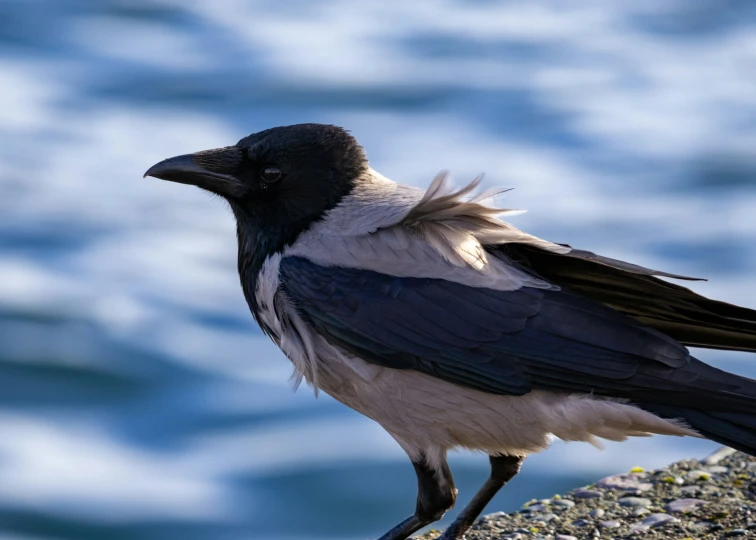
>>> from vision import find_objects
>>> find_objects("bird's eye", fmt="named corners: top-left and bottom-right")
top-left (261, 166), bottom-right (282, 183)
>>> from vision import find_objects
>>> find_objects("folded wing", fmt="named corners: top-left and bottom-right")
top-left (279, 255), bottom-right (756, 412)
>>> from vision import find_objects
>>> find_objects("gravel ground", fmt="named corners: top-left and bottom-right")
top-left (416, 447), bottom-right (756, 539)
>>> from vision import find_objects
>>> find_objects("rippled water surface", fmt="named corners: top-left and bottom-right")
top-left (1, 2), bottom-right (755, 539)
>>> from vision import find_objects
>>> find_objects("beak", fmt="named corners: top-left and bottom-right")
top-left (144, 147), bottom-right (247, 197)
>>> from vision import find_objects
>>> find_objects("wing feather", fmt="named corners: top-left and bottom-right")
top-left (493, 243), bottom-right (756, 352)
top-left (280, 256), bottom-right (756, 413)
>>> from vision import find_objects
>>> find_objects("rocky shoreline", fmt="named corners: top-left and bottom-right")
top-left (416, 447), bottom-right (756, 539)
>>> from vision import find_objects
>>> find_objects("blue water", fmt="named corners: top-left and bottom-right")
top-left (1, 2), bottom-right (755, 539)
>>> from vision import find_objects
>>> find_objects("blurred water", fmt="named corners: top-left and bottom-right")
top-left (0, 1), bottom-right (755, 539)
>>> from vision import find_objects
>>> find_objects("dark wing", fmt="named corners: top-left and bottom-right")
top-left (493, 243), bottom-right (756, 353)
top-left (279, 256), bottom-right (755, 411)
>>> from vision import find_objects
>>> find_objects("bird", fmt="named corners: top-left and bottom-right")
top-left (144, 123), bottom-right (756, 540)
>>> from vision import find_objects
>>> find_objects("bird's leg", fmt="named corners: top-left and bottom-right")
top-left (378, 454), bottom-right (457, 540)
top-left (439, 454), bottom-right (524, 540)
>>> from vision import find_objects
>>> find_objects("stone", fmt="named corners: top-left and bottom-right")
top-left (630, 513), bottom-right (680, 532)
top-left (588, 508), bottom-right (605, 519)
top-left (552, 499), bottom-right (575, 508)
top-left (618, 497), bottom-right (651, 507)
top-left (597, 473), bottom-right (652, 493)
top-left (686, 469), bottom-right (711, 481)
top-left (704, 446), bottom-right (736, 464)
top-left (600, 520), bottom-right (621, 529)
top-left (572, 489), bottom-right (602, 499)
top-left (680, 485), bottom-right (701, 496)
top-left (665, 498), bottom-right (708, 513)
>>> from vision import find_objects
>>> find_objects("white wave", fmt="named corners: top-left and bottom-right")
top-left (0, 414), bottom-right (228, 522)
top-left (180, 0), bottom-right (756, 159)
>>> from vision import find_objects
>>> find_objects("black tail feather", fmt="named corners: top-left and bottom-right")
top-left (640, 403), bottom-right (756, 457)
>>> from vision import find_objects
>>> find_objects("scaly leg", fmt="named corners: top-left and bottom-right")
top-left (378, 454), bottom-right (457, 540)
top-left (439, 454), bottom-right (524, 539)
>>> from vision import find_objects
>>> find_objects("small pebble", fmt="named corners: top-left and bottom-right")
top-left (588, 508), bottom-right (605, 518)
top-left (552, 499), bottom-right (575, 509)
top-left (665, 498), bottom-right (708, 513)
top-left (597, 473), bottom-right (652, 493)
top-left (726, 529), bottom-right (747, 537)
top-left (707, 465), bottom-right (729, 474)
top-left (679, 485), bottom-right (701, 495)
top-left (619, 497), bottom-right (652, 508)
top-left (630, 513), bottom-right (680, 532)
top-left (600, 520), bottom-right (621, 529)
top-left (527, 512), bottom-right (557, 524)
top-left (571, 518), bottom-right (591, 527)
top-left (632, 508), bottom-right (650, 516)
top-left (555, 535), bottom-right (577, 540)
top-left (572, 489), bottom-right (602, 499)
top-left (661, 475), bottom-right (684, 485)
top-left (687, 469), bottom-right (711, 481)
top-left (522, 503), bottom-right (548, 513)
top-left (705, 446), bottom-right (736, 464)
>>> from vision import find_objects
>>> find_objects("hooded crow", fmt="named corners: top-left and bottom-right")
top-left (145, 123), bottom-right (756, 540)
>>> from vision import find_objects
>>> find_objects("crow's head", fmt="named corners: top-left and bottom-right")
top-left (145, 124), bottom-right (367, 252)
